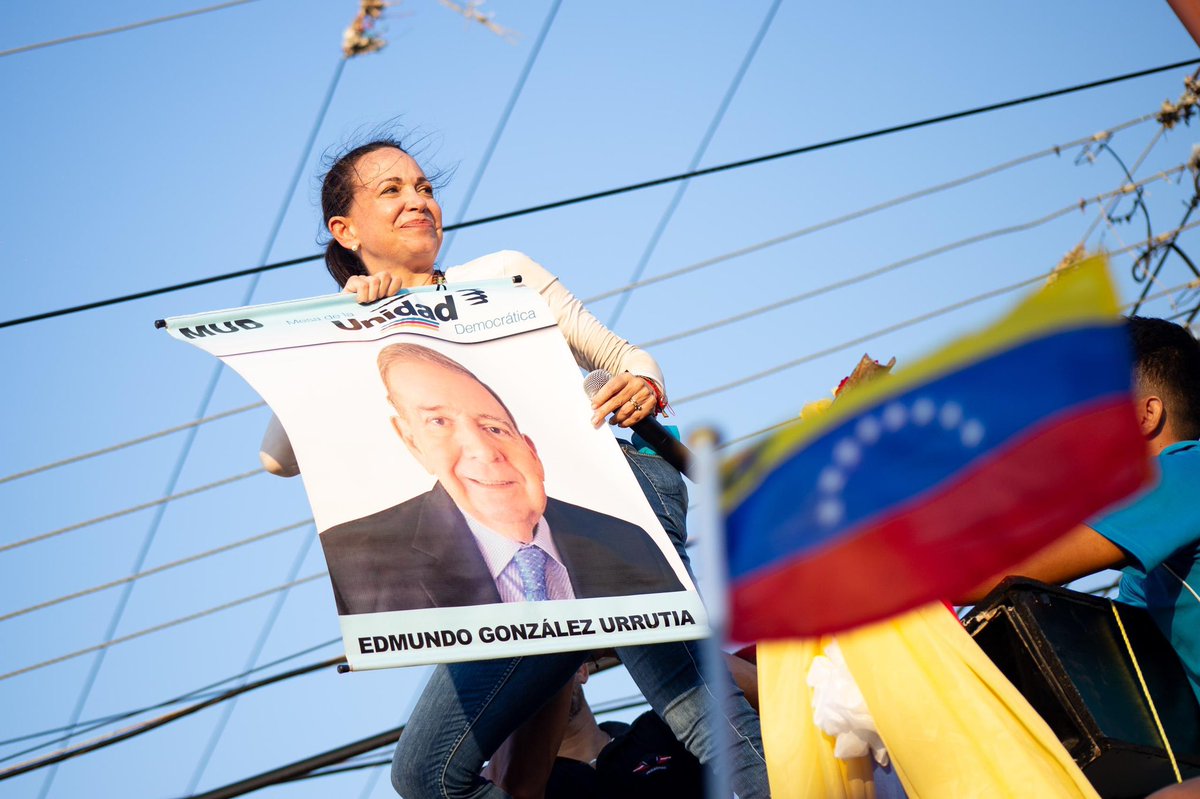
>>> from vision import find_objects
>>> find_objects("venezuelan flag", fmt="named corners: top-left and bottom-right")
top-left (724, 255), bottom-right (1150, 640)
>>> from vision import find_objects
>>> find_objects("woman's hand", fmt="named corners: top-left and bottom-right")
top-left (343, 272), bottom-right (403, 303)
top-left (590, 372), bottom-right (659, 429)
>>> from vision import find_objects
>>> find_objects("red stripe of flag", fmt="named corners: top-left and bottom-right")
top-left (730, 397), bottom-right (1149, 640)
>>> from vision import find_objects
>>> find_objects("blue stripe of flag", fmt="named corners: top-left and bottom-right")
top-left (726, 324), bottom-right (1131, 582)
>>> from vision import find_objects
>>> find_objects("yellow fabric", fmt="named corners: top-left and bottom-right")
top-left (759, 637), bottom-right (877, 799)
top-left (759, 604), bottom-right (1100, 799)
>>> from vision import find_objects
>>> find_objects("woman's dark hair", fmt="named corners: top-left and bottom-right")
top-left (318, 132), bottom-right (448, 287)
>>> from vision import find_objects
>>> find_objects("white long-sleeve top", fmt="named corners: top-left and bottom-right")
top-left (447, 250), bottom-right (664, 389)
top-left (260, 250), bottom-right (665, 477)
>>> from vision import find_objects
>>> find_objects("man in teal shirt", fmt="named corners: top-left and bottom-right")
top-left (962, 316), bottom-right (1200, 700)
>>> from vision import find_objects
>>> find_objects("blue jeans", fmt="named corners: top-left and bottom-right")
top-left (392, 444), bottom-right (768, 798)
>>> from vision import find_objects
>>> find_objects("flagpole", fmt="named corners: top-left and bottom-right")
top-left (691, 427), bottom-right (733, 798)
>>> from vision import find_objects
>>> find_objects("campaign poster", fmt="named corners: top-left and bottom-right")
top-left (160, 279), bottom-right (708, 670)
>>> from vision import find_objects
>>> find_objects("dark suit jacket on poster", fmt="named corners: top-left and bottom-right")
top-left (320, 482), bottom-right (686, 614)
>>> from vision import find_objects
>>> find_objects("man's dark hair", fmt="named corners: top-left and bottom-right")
top-left (1127, 315), bottom-right (1200, 440)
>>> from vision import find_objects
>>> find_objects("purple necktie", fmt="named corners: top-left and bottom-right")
top-left (512, 545), bottom-right (550, 601)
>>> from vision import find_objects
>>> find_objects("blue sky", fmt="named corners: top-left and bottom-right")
top-left (1, 2), bottom-right (1198, 797)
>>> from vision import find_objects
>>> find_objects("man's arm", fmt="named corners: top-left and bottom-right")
top-left (954, 524), bottom-right (1129, 604)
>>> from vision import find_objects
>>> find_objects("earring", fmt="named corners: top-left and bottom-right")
top-left (351, 243), bottom-right (360, 253)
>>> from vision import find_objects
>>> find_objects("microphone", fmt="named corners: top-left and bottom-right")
top-left (583, 369), bottom-right (695, 480)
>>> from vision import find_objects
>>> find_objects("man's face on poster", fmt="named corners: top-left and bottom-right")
top-left (385, 360), bottom-right (547, 540)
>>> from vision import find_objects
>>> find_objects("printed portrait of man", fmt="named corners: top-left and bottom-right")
top-left (319, 343), bottom-right (685, 614)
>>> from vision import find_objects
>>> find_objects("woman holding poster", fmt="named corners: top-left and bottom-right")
top-left (260, 139), bottom-right (769, 798)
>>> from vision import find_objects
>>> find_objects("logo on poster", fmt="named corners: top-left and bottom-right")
top-left (178, 319), bottom-right (264, 339)
top-left (331, 295), bottom-right (460, 332)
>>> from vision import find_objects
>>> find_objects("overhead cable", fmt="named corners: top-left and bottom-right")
top-left (606, 0), bottom-right (783, 327)
top-left (638, 166), bottom-right (1187, 349)
top-left (438, 0), bottom-right (563, 262)
top-left (0, 468), bottom-right (265, 555)
top-left (3, 56), bottom-right (1196, 329)
top-left (184, 725), bottom-right (405, 799)
top-left (0, 638), bottom-right (339, 754)
top-left (279, 695), bottom-right (654, 787)
top-left (716, 273), bottom-right (1200, 453)
top-left (184, 534), bottom-right (318, 791)
top-left (0, 653), bottom-right (342, 781)
top-left (36, 59), bottom-right (350, 799)
top-left (1081, 127), bottom-right (1167, 244)
top-left (674, 223), bottom-right (1200, 406)
top-left (0, 112), bottom-right (1157, 490)
top-left (0, 0), bottom-right (261, 58)
top-left (0, 519), bottom-right (312, 622)
top-left (582, 114), bottom-right (1156, 305)
top-left (0, 572), bottom-right (328, 683)
top-left (0, 401), bottom-right (267, 485)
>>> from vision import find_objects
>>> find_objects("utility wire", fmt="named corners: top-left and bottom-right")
top-left (606, 0), bottom-right (782, 327)
top-left (184, 725), bottom-right (405, 799)
top-left (0, 638), bottom-right (339, 753)
top-left (438, 0), bottom-right (563, 263)
top-left (34, 58), bottom-right (347, 799)
top-left (0, 401), bottom-right (267, 485)
top-left (673, 223), bottom-right (1200, 406)
top-left (280, 695), bottom-right (655, 787)
top-left (3, 56), bottom-right (1195, 329)
top-left (185, 533), bottom-right (317, 791)
top-left (0, 469), bottom-right (265, 554)
top-left (0, 113), bottom-right (1155, 488)
top-left (6, 175), bottom-right (1145, 561)
top-left (1081, 127), bottom-right (1167, 244)
top-left (582, 116), bottom-right (1154, 305)
top-left (0, 0), bottom-right (261, 58)
top-left (0, 653), bottom-right (343, 781)
top-left (5, 168), bottom-right (1185, 569)
top-left (638, 166), bottom-right (1187, 349)
top-left (709, 248), bottom-right (1200, 451)
top-left (193, 686), bottom-right (657, 791)
top-left (0, 519), bottom-right (311, 622)
top-left (0, 572), bottom-right (328, 684)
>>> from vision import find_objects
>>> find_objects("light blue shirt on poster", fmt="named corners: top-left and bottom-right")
top-left (1090, 440), bottom-right (1200, 703)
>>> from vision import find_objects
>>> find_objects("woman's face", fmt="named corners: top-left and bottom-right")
top-left (332, 147), bottom-right (444, 274)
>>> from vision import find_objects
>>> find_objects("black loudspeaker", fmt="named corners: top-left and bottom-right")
top-left (964, 578), bottom-right (1200, 799)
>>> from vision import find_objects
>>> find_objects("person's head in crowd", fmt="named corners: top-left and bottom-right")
top-left (1127, 316), bottom-right (1200, 451)
top-left (377, 343), bottom-right (547, 541)
top-left (319, 134), bottom-right (446, 287)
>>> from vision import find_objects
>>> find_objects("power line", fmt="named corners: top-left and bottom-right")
top-left (0, 519), bottom-right (312, 622)
top-left (185, 534), bottom-right (317, 791)
top-left (606, 0), bottom-right (783, 327)
top-left (438, 0), bottom-right (563, 263)
top-left (3, 56), bottom-right (1195, 330)
top-left (4, 181), bottom-right (1140, 562)
top-left (183, 725), bottom-right (405, 799)
top-left (0, 638), bottom-right (339, 754)
top-left (637, 166), bottom-right (1188, 349)
top-left (673, 223), bottom-right (1200, 406)
top-left (0, 469), bottom-right (265, 555)
top-left (34, 58), bottom-right (348, 799)
top-left (581, 115), bottom-right (1154, 305)
top-left (0, 572), bottom-right (328, 684)
top-left (715, 285), bottom-right (1199, 453)
top-left (278, 695), bottom-right (655, 787)
top-left (0, 401), bottom-right (267, 485)
top-left (0, 113), bottom-right (1156, 489)
top-left (0, 0), bottom-right (262, 58)
top-left (0, 653), bottom-right (343, 781)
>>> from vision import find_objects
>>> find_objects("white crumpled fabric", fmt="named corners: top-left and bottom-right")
top-left (806, 640), bottom-right (890, 766)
